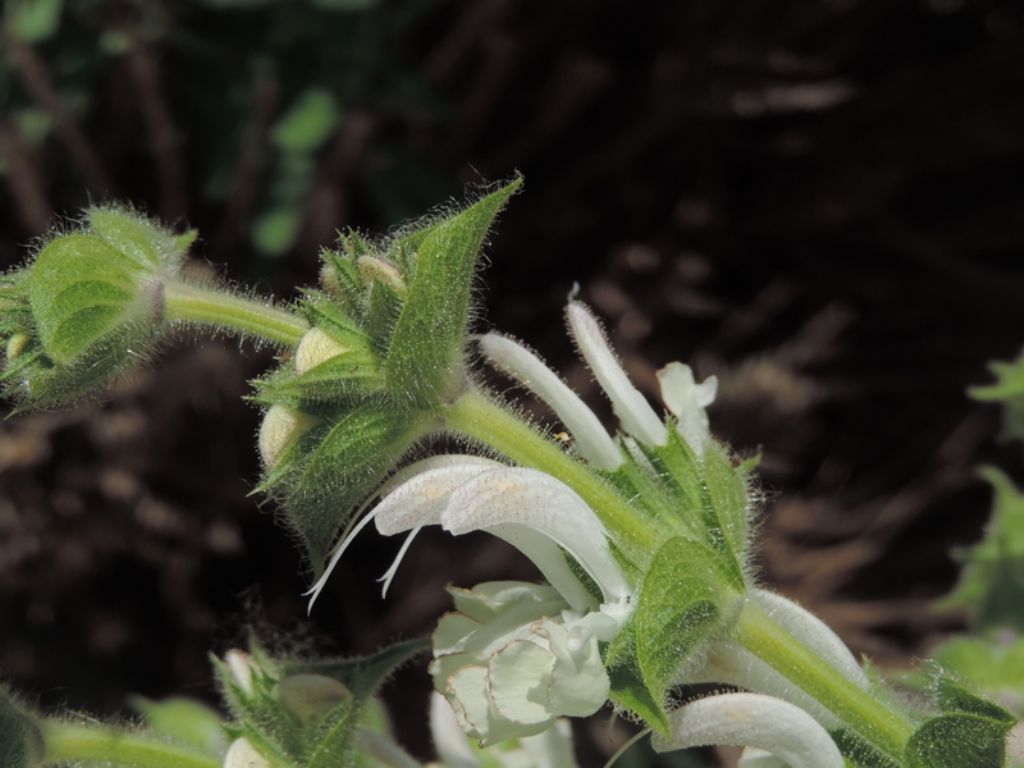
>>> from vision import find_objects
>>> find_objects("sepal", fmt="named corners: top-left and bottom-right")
top-left (384, 177), bottom-right (521, 406)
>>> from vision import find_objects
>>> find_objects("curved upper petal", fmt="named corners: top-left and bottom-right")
top-left (373, 456), bottom-right (502, 535)
top-left (440, 466), bottom-right (631, 603)
top-left (651, 692), bottom-right (843, 768)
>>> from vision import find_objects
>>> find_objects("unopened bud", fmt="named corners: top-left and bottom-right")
top-left (294, 328), bottom-right (349, 374)
top-left (258, 405), bottom-right (318, 470)
top-left (356, 255), bottom-right (407, 296)
top-left (5, 334), bottom-right (28, 361)
top-left (223, 737), bottom-right (271, 768)
top-left (224, 649), bottom-right (256, 695)
top-left (275, 674), bottom-right (350, 726)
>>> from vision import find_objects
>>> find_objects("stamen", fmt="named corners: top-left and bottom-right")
top-left (378, 525), bottom-right (424, 598)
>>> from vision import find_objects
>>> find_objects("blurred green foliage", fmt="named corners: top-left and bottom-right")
top-left (971, 351), bottom-right (1024, 445)
top-left (0, 0), bottom-right (454, 260)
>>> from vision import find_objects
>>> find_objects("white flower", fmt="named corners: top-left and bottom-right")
top-left (651, 692), bottom-right (844, 768)
top-left (429, 691), bottom-right (578, 768)
top-left (306, 455), bottom-right (632, 613)
top-left (304, 454), bottom-right (634, 747)
top-left (429, 583), bottom-right (606, 746)
top-left (656, 361), bottom-right (718, 456)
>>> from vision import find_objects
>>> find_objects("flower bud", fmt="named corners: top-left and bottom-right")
top-left (294, 328), bottom-right (349, 374)
top-left (258, 405), bottom-right (318, 471)
top-left (224, 649), bottom-right (257, 695)
top-left (223, 737), bottom-right (271, 768)
top-left (274, 674), bottom-right (350, 726)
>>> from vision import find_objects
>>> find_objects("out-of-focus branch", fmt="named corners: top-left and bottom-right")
top-left (124, 36), bottom-right (186, 220)
top-left (0, 122), bottom-right (51, 234)
top-left (5, 36), bottom-right (112, 194)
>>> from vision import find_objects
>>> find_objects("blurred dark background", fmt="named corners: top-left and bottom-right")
top-left (1, 0), bottom-right (1023, 763)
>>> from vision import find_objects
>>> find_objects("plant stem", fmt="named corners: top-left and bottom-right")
top-left (42, 720), bottom-right (220, 768)
top-left (164, 280), bottom-right (308, 347)
top-left (445, 388), bottom-right (659, 558)
top-left (736, 599), bottom-right (915, 763)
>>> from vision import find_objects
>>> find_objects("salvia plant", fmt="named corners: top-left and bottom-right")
top-left (1, 178), bottom-right (1022, 768)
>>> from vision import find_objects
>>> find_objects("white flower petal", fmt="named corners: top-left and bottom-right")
top-left (305, 455), bottom-right (501, 611)
top-left (692, 642), bottom-right (842, 728)
top-left (441, 467), bottom-right (631, 603)
top-left (517, 719), bottom-right (578, 768)
top-left (486, 523), bottom-right (596, 611)
top-left (374, 458), bottom-right (502, 536)
top-left (738, 747), bottom-right (788, 767)
top-left (753, 589), bottom-right (868, 689)
top-left (447, 665), bottom-right (493, 739)
top-left (656, 362), bottom-right (717, 456)
top-left (488, 639), bottom-right (557, 726)
top-left (479, 333), bottom-right (622, 470)
top-left (429, 692), bottom-right (481, 768)
top-left (448, 582), bottom-right (563, 623)
top-left (566, 301), bottom-right (667, 447)
top-left (539, 621), bottom-right (609, 717)
top-left (433, 611), bottom-right (483, 656)
top-left (650, 693), bottom-right (844, 768)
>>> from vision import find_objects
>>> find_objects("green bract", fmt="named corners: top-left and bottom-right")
top-left (253, 177), bottom-right (521, 570)
top-left (214, 639), bottom-right (427, 768)
top-left (0, 206), bottom-right (195, 409)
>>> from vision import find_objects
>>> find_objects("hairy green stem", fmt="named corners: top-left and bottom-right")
top-left (445, 388), bottom-right (659, 560)
top-left (736, 600), bottom-right (915, 762)
top-left (164, 280), bottom-right (308, 347)
top-left (42, 720), bottom-right (220, 768)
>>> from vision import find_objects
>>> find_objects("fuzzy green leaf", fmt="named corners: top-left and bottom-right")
top-left (904, 713), bottom-right (1012, 768)
top-left (605, 637), bottom-right (671, 736)
top-left (936, 677), bottom-right (1016, 723)
top-left (384, 177), bottom-right (521, 406)
top-left (304, 698), bottom-right (359, 768)
top-left (256, 350), bottom-right (385, 405)
top-left (701, 440), bottom-right (751, 570)
top-left (28, 233), bottom-right (145, 364)
top-left (281, 406), bottom-right (428, 568)
top-left (129, 696), bottom-right (227, 754)
top-left (87, 206), bottom-right (188, 272)
top-left (921, 635), bottom-right (1024, 717)
top-left (830, 728), bottom-right (902, 768)
top-left (942, 467), bottom-right (1024, 630)
top-left (634, 537), bottom-right (741, 722)
top-left (283, 638), bottom-right (429, 699)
